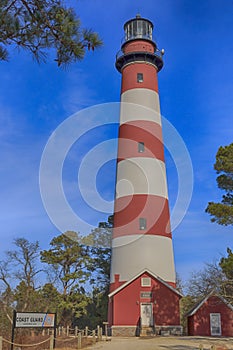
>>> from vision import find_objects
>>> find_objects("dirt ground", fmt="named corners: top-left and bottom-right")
top-left (87, 336), bottom-right (233, 350)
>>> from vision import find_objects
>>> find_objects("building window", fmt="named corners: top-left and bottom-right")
top-left (210, 313), bottom-right (222, 336)
top-left (137, 73), bottom-right (143, 83)
top-left (141, 277), bottom-right (151, 287)
top-left (139, 218), bottom-right (146, 230)
top-left (138, 142), bottom-right (145, 153)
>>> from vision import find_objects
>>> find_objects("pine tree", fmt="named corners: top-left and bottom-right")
top-left (0, 0), bottom-right (102, 66)
top-left (206, 143), bottom-right (233, 225)
top-left (40, 232), bottom-right (91, 326)
top-left (219, 248), bottom-right (233, 303)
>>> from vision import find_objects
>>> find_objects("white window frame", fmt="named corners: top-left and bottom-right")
top-left (138, 141), bottom-right (145, 153)
top-left (141, 277), bottom-right (151, 287)
top-left (210, 313), bottom-right (222, 336)
top-left (139, 218), bottom-right (147, 230)
top-left (137, 73), bottom-right (143, 83)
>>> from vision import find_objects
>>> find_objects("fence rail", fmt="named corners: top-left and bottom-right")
top-left (0, 325), bottom-right (106, 350)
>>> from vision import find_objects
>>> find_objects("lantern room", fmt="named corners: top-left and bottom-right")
top-left (115, 14), bottom-right (164, 73)
top-left (124, 14), bottom-right (153, 42)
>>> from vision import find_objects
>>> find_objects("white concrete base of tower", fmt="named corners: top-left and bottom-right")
top-left (110, 234), bottom-right (176, 284)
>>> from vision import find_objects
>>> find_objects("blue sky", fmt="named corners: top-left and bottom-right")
top-left (0, 0), bottom-right (233, 284)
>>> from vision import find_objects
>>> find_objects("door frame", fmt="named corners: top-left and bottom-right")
top-left (210, 313), bottom-right (222, 336)
top-left (140, 302), bottom-right (153, 327)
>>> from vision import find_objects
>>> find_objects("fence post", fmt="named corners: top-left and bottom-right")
top-left (66, 325), bottom-right (69, 336)
top-left (97, 325), bottom-right (100, 340)
top-left (103, 322), bottom-right (109, 340)
top-left (85, 326), bottom-right (88, 337)
top-left (0, 336), bottom-right (2, 350)
top-left (92, 330), bottom-right (96, 343)
top-left (77, 332), bottom-right (82, 349)
top-left (75, 326), bottom-right (78, 337)
top-left (100, 327), bottom-right (103, 341)
top-left (50, 335), bottom-right (54, 350)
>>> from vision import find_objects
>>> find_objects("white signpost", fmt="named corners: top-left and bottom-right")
top-left (11, 311), bottom-right (56, 350)
top-left (15, 312), bottom-right (56, 328)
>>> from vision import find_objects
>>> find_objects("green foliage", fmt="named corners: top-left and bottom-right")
top-left (14, 281), bottom-right (40, 311)
top-left (0, 216), bottom-right (112, 331)
top-left (82, 216), bottom-right (112, 290)
top-left (0, 296), bottom-right (12, 338)
top-left (40, 282), bottom-right (60, 303)
top-left (56, 288), bottom-right (90, 326)
top-left (77, 287), bottom-right (108, 329)
top-left (40, 232), bottom-right (92, 325)
top-left (180, 295), bottom-right (196, 334)
top-left (40, 232), bottom-right (91, 295)
top-left (0, 0), bottom-right (103, 66)
top-left (206, 143), bottom-right (233, 225)
top-left (220, 247), bottom-right (233, 279)
top-left (0, 285), bottom-right (14, 337)
top-left (219, 248), bottom-right (233, 303)
top-left (215, 144), bottom-right (233, 174)
top-left (206, 203), bottom-right (233, 225)
top-left (38, 282), bottom-right (61, 312)
top-left (77, 216), bottom-right (112, 327)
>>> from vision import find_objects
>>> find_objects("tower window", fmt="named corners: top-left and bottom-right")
top-left (141, 277), bottom-right (151, 287)
top-left (137, 73), bottom-right (143, 83)
top-left (138, 142), bottom-right (145, 153)
top-left (139, 218), bottom-right (147, 230)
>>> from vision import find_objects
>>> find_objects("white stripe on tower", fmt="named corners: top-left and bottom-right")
top-left (110, 16), bottom-right (176, 292)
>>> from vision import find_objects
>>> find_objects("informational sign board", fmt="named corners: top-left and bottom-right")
top-left (15, 312), bottom-right (56, 328)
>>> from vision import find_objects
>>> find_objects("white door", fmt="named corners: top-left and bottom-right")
top-left (210, 313), bottom-right (221, 336)
top-left (140, 303), bottom-right (153, 326)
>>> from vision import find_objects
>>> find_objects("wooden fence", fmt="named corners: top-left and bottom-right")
top-left (0, 325), bottom-right (107, 350)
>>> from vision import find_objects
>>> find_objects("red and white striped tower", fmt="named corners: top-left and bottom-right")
top-left (110, 15), bottom-right (176, 293)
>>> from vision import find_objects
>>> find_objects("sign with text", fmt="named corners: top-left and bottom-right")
top-left (15, 312), bottom-right (56, 328)
top-left (140, 292), bottom-right (152, 299)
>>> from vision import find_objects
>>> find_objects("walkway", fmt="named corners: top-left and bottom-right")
top-left (88, 336), bottom-right (233, 350)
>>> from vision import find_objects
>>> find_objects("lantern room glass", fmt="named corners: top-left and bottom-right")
top-left (125, 19), bottom-right (153, 41)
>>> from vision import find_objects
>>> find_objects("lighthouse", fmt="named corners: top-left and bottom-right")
top-left (108, 15), bottom-right (182, 336)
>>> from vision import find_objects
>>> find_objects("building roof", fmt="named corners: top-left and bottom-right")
top-left (108, 268), bottom-right (183, 298)
top-left (186, 290), bottom-right (233, 317)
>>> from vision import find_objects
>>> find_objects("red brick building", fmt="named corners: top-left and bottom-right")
top-left (187, 293), bottom-right (233, 337)
top-left (108, 269), bottom-right (182, 336)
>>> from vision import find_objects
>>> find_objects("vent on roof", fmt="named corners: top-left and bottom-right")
top-left (141, 277), bottom-right (151, 287)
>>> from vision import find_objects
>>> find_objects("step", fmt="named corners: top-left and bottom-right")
top-left (140, 326), bottom-right (155, 337)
